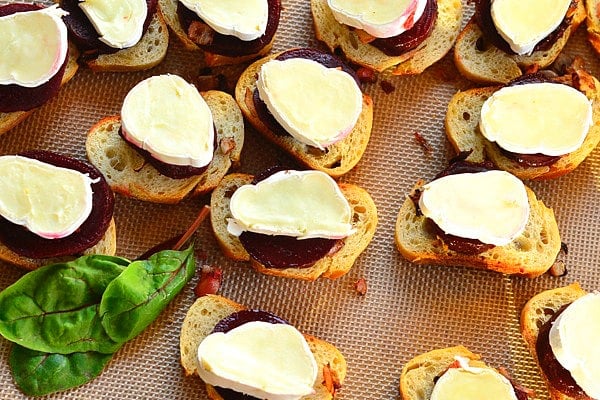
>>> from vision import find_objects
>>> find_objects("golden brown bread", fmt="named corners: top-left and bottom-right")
top-left (179, 294), bottom-right (347, 400)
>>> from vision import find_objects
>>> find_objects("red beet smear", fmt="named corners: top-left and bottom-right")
top-left (0, 151), bottom-right (114, 259)
top-left (0, 4), bottom-right (68, 112)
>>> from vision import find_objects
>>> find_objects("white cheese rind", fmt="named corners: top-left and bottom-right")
top-left (227, 170), bottom-right (354, 239)
top-left (256, 58), bottom-right (363, 150)
top-left (197, 321), bottom-right (318, 400)
top-left (549, 292), bottom-right (600, 399)
top-left (418, 171), bottom-right (530, 246)
top-left (479, 82), bottom-right (593, 156)
top-left (327, 0), bottom-right (428, 38)
top-left (430, 356), bottom-right (518, 400)
top-left (120, 74), bottom-right (214, 168)
top-left (491, 0), bottom-right (571, 55)
top-left (0, 5), bottom-right (68, 88)
top-left (79, 0), bottom-right (147, 49)
top-left (179, 0), bottom-right (268, 41)
top-left (0, 156), bottom-right (96, 239)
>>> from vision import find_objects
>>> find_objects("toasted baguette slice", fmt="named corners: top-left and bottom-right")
top-left (0, 42), bottom-right (79, 136)
top-left (158, 0), bottom-right (274, 66)
top-left (84, 9), bottom-right (169, 72)
top-left (311, 0), bottom-right (462, 75)
top-left (395, 180), bottom-right (561, 277)
top-left (400, 346), bottom-right (499, 400)
top-left (210, 173), bottom-right (378, 280)
top-left (454, 1), bottom-right (586, 84)
top-left (180, 294), bottom-right (347, 400)
top-left (586, 0), bottom-right (600, 54)
top-left (86, 90), bottom-right (244, 204)
top-left (235, 52), bottom-right (374, 178)
top-left (445, 68), bottom-right (600, 180)
top-left (520, 283), bottom-right (588, 400)
top-left (0, 217), bottom-right (116, 270)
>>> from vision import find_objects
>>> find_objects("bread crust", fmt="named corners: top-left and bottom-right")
top-left (179, 294), bottom-right (347, 400)
top-left (0, 218), bottom-right (117, 270)
top-left (235, 51), bottom-right (374, 178)
top-left (158, 0), bottom-right (275, 66)
top-left (520, 283), bottom-right (588, 400)
top-left (85, 90), bottom-right (244, 204)
top-left (310, 0), bottom-right (463, 75)
top-left (445, 67), bottom-right (600, 180)
top-left (454, 1), bottom-right (586, 84)
top-left (210, 173), bottom-right (378, 280)
top-left (395, 181), bottom-right (561, 277)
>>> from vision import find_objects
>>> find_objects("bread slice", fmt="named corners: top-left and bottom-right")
top-left (180, 294), bottom-right (347, 400)
top-left (0, 217), bottom-right (116, 270)
top-left (453, 1), bottom-right (586, 84)
top-left (210, 173), bottom-right (378, 280)
top-left (520, 283), bottom-right (588, 400)
top-left (86, 90), bottom-right (244, 204)
top-left (400, 346), bottom-right (496, 400)
top-left (395, 180), bottom-right (561, 277)
top-left (311, 0), bottom-right (463, 75)
top-left (586, 0), bottom-right (600, 55)
top-left (158, 0), bottom-right (275, 66)
top-left (84, 8), bottom-right (169, 72)
top-left (445, 69), bottom-right (600, 180)
top-left (235, 52), bottom-right (374, 178)
top-left (0, 42), bottom-right (79, 136)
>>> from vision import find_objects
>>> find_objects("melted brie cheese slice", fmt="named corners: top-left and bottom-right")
top-left (480, 83), bottom-right (593, 156)
top-left (257, 58), bottom-right (362, 150)
top-left (0, 156), bottom-right (96, 239)
top-left (327, 0), bottom-right (428, 38)
top-left (79, 0), bottom-right (147, 49)
top-left (228, 170), bottom-right (354, 239)
top-left (418, 171), bottom-right (529, 246)
top-left (197, 321), bottom-right (318, 400)
top-left (0, 5), bottom-right (68, 88)
top-left (121, 74), bottom-right (214, 168)
top-left (549, 292), bottom-right (600, 399)
top-left (430, 356), bottom-right (518, 400)
top-left (491, 0), bottom-right (571, 55)
top-left (179, 0), bottom-right (268, 41)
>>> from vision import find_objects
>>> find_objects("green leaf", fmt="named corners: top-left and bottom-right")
top-left (100, 246), bottom-right (195, 343)
top-left (9, 344), bottom-right (112, 397)
top-left (0, 255), bottom-right (129, 354)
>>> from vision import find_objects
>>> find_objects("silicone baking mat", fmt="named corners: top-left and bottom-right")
top-left (1, 1), bottom-right (600, 399)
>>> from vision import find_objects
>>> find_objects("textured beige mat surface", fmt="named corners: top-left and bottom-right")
top-left (1, 1), bottom-right (600, 399)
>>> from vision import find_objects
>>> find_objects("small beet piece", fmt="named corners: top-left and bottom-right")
top-left (0, 151), bottom-right (114, 259)
top-left (194, 266), bottom-right (223, 297)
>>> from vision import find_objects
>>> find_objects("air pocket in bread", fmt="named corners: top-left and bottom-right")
top-left (453, 0), bottom-right (586, 84)
top-left (210, 169), bottom-right (377, 280)
top-left (310, 0), bottom-right (463, 75)
top-left (395, 160), bottom-right (561, 277)
top-left (0, 151), bottom-right (116, 270)
top-left (86, 74), bottom-right (244, 204)
top-left (180, 294), bottom-right (346, 400)
top-left (235, 48), bottom-right (373, 178)
top-left (445, 67), bottom-right (600, 180)
top-left (520, 283), bottom-right (600, 400)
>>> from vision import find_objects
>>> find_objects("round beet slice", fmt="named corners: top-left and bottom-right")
top-left (0, 4), bottom-right (68, 113)
top-left (177, 0), bottom-right (280, 57)
top-left (0, 151), bottom-right (114, 259)
top-left (370, 0), bottom-right (438, 56)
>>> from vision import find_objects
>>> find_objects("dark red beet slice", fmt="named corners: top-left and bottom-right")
top-left (177, 0), bottom-right (280, 57)
top-left (118, 127), bottom-right (216, 179)
top-left (0, 151), bottom-right (114, 259)
top-left (536, 304), bottom-right (589, 398)
top-left (0, 4), bottom-right (68, 113)
top-left (475, 0), bottom-right (570, 55)
top-left (60, 0), bottom-right (156, 56)
top-left (370, 0), bottom-right (438, 56)
top-left (212, 309), bottom-right (288, 400)
top-left (240, 232), bottom-right (338, 269)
